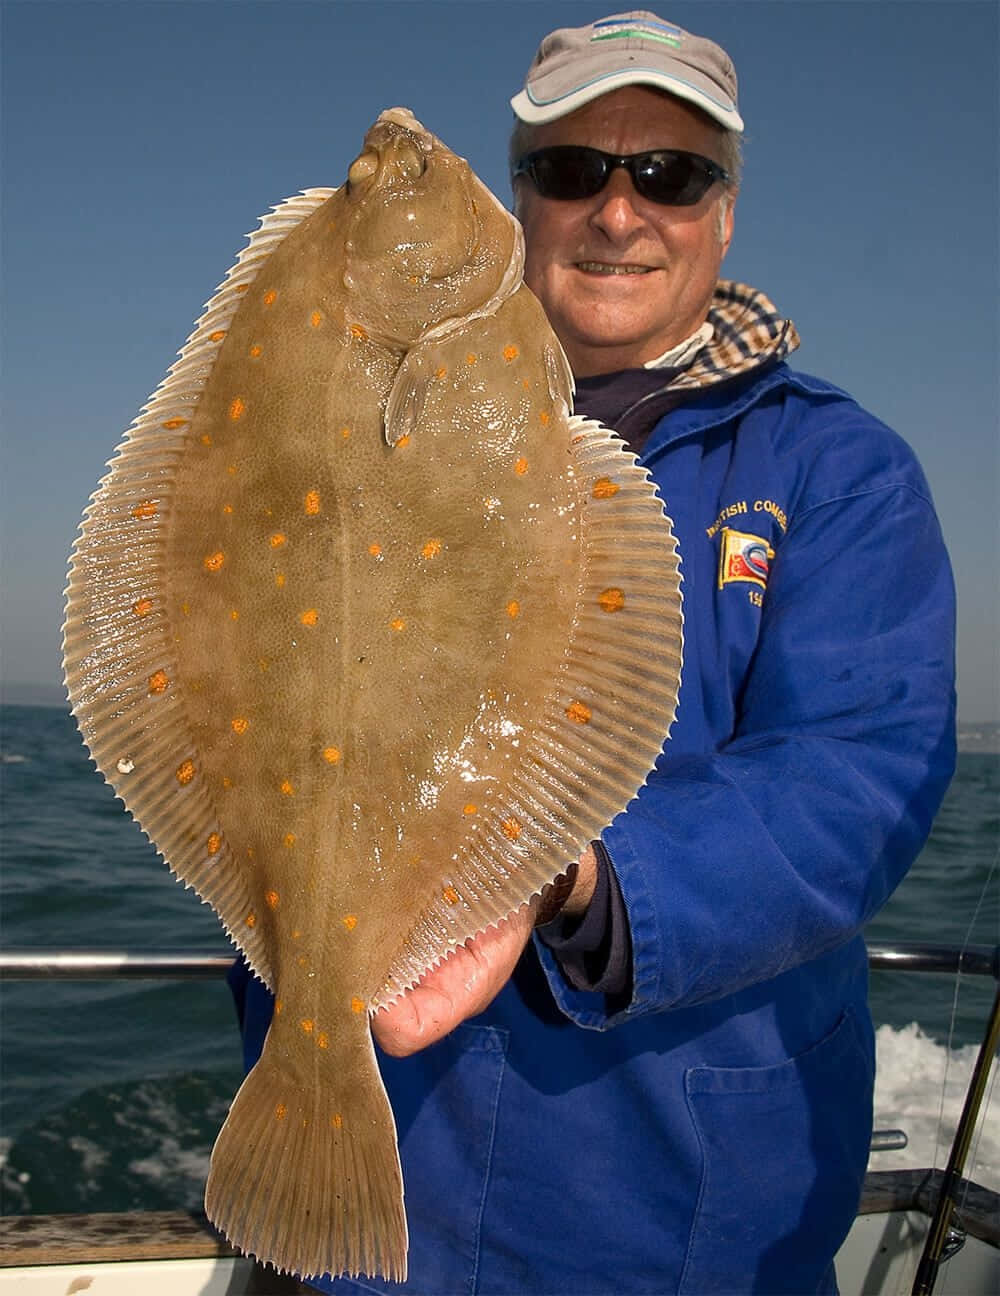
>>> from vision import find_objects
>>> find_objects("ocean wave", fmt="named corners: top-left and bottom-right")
top-left (870, 1022), bottom-right (998, 1191)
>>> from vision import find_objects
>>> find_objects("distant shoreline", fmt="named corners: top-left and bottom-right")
top-left (3, 683), bottom-right (998, 754)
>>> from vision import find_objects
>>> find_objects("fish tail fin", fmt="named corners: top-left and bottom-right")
top-left (205, 1025), bottom-right (407, 1282)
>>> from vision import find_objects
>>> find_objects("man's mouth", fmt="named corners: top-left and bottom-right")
top-left (576, 261), bottom-right (654, 275)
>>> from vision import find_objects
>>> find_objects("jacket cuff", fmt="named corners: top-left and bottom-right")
top-left (533, 829), bottom-right (651, 1028)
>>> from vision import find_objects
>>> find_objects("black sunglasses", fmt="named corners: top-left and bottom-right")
top-left (512, 146), bottom-right (729, 207)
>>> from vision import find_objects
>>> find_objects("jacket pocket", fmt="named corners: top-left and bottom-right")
top-left (679, 1009), bottom-right (872, 1295)
top-left (327, 1022), bottom-right (509, 1296)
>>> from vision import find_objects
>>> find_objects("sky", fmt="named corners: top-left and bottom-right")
top-left (1, 0), bottom-right (997, 722)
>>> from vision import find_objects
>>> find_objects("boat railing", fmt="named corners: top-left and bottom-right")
top-left (1, 939), bottom-right (997, 980)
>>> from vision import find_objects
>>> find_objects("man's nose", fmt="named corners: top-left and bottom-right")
top-left (588, 168), bottom-right (648, 239)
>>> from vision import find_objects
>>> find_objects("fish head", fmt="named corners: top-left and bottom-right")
top-left (341, 107), bottom-right (522, 346)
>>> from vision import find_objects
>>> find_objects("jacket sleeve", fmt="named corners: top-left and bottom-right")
top-left (534, 424), bottom-right (956, 1029)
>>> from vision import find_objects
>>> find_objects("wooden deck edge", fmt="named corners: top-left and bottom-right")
top-left (857, 1169), bottom-right (999, 1247)
top-left (0, 1208), bottom-right (239, 1266)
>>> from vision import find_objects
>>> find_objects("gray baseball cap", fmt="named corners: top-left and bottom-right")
top-left (510, 10), bottom-right (743, 133)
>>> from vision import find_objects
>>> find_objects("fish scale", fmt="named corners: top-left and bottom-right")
top-left (62, 107), bottom-right (684, 1280)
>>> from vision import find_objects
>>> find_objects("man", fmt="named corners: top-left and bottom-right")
top-left (233, 11), bottom-right (956, 1293)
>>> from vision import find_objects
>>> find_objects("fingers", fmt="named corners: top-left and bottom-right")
top-left (372, 904), bottom-right (536, 1057)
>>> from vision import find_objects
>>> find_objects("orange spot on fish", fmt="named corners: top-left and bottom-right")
top-left (503, 345), bottom-right (519, 362)
top-left (132, 597), bottom-right (154, 617)
top-left (263, 289), bottom-right (277, 306)
top-left (274, 999), bottom-right (282, 1015)
top-left (304, 489), bottom-right (321, 515)
top-left (222, 503), bottom-right (234, 514)
top-left (275, 1103), bottom-right (287, 1120)
top-left (350, 324), bottom-right (368, 341)
top-left (203, 551), bottom-right (225, 572)
top-left (463, 803), bottom-right (477, 816)
top-left (181, 602), bottom-right (191, 616)
top-left (565, 700), bottom-right (592, 724)
top-left (442, 885), bottom-right (459, 905)
top-left (598, 588), bottom-right (626, 613)
top-left (421, 538), bottom-right (442, 559)
top-left (249, 344), bottom-right (262, 358)
top-left (280, 779), bottom-right (295, 796)
top-left (232, 716), bottom-right (249, 734)
top-left (162, 417), bottom-right (187, 430)
top-left (390, 617), bottom-right (406, 632)
top-left (269, 533), bottom-right (286, 548)
top-left (592, 477), bottom-right (620, 499)
top-left (368, 542), bottom-right (382, 556)
top-left (227, 464), bottom-right (238, 475)
top-left (351, 997), bottom-right (365, 1014)
top-left (148, 670), bottom-right (169, 694)
top-left (310, 310), bottom-right (323, 328)
top-left (266, 890), bottom-right (280, 909)
top-left (323, 746), bottom-right (341, 764)
top-left (235, 284), bottom-right (250, 294)
top-left (342, 914), bottom-right (357, 931)
top-left (275, 573), bottom-right (286, 588)
top-left (332, 1113), bottom-right (343, 1129)
top-left (466, 353), bottom-right (477, 365)
top-left (340, 426), bottom-right (351, 439)
top-left (223, 777), bottom-right (233, 789)
top-left (539, 410), bottom-right (551, 426)
top-left (317, 1032), bottom-right (329, 1049)
top-left (284, 833), bottom-right (296, 847)
top-left (209, 330), bottom-right (226, 342)
top-left (514, 457), bottom-right (529, 475)
top-left (176, 759), bottom-right (196, 785)
top-left (245, 911), bottom-right (256, 928)
top-left (132, 500), bottom-right (157, 519)
top-left (506, 600), bottom-right (520, 618)
top-left (228, 397), bottom-right (246, 421)
top-left (300, 608), bottom-right (318, 626)
top-left (502, 817), bottom-right (522, 840)
top-left (200, 433), bottom-right (213, 447)
top-left (435, 365), bottom-right (448, 379)
top-left (230, 608), bottom-right (239, 621)
top-left (395, 434), bottom-right (411, 448)
top-left (207, 833), bottom-right (222, 855)
top-left (300, 1018), bottom-right (313, 1033)
top-left (571, 433), bottom-right (586, 445)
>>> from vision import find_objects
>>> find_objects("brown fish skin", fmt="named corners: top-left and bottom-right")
top-left (62, 108), bottom-right (684, 1281)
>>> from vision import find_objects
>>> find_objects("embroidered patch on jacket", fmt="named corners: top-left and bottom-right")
top-left (718, 528), bottom-right (775, 589)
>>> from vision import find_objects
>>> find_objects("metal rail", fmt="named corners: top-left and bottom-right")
top-left (0, 950), bottom-right (235, 980)
top-left (1, 940), bottom-right (996, 981)
top-left (867, 942), bottom-right (999, 979)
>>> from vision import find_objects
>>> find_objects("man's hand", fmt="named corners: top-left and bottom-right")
top-left (371, 846), bottom-right (598, 1058)
top-left (372, 902), bottom-right (538, 1057)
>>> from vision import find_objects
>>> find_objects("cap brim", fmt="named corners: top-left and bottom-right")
top-left (511, 69), bottom-right (744, 133)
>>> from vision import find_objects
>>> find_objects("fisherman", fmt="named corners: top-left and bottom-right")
top-left (232, 10), bottom-right (956, 1293)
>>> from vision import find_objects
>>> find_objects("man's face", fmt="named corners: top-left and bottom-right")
top-left (514, 86), bottom-right (735, 376)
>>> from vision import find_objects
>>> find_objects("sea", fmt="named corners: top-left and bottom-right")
top-left (1, 701), bottom-right (997, 1216)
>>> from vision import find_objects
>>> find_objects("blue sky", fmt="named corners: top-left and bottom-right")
top-left (2, 0), bottom-right (997, 721)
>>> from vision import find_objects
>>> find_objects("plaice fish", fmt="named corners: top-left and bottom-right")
top-left (62, 107), bottom-right (683, 1281)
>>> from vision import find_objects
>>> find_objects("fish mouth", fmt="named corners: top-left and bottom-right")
top-left (351, 109), bottom-right (433, 193)
top-left (575, 261), bottom-right (656, 275)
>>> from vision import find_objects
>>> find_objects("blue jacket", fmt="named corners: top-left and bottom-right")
top-left (232, 357), bottom-right (956, 1295)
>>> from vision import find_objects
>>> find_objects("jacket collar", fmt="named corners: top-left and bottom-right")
top-left (669, 280), bottom-right (800, 392)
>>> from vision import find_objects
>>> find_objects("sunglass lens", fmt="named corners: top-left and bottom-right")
top-left (637, 153), bottom-right (712, 206)
top-left (530, 148), bottom-right (606, 200)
